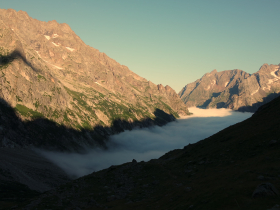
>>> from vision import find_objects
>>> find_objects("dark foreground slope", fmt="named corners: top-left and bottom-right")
top-left (14, 96), bottom-right (280, 210)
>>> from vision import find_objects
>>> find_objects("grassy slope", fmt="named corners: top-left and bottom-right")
top-left (13, 96), bottom-right (280, 210)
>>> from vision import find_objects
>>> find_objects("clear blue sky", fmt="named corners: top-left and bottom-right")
top-left (1, 0), bottom-right (280, 92)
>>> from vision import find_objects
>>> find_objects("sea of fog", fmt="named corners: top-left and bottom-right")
top-left (38, 108), bottom-right (252, 178)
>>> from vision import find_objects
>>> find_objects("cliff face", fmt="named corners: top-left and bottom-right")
top-left (179, 64), bottom-right (280, 112)
top-left (0, 9), bottom-right (189, 138)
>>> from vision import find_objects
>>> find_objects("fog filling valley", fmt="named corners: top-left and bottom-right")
top-left (38, 108), bottom-right (252, 178)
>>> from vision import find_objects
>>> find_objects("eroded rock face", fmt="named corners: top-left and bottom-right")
top-left (0, 9), bottom-right (189, 130)
top-left (179, 65), bottom-right (280, 112)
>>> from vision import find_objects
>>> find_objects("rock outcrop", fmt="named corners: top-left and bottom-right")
top-left (179, 64), bottom-right (280, 112)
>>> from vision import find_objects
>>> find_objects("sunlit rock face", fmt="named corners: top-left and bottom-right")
top-left (0, 8), bottom-right (190, 151)
top-left (179, 64), bottom-right (280, 112)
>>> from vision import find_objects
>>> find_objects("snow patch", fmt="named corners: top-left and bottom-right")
top-left (52, 34), bottom-right (59, 38)
top-left (263, 86), bottom-right (271, 91)
top-left (66, 47), bottom-right (75, 52)
top-left (260, 67), bottom-right (280, 91)
top-left (270, 67), bottom-right (280, 79)
top-left (44, 35), bottom-right (51, 40)
top-left (266, 67), bottom-right (280, 87)
top-left (251, 87), bottom-right (259, 96)
top-left (51, 64), bottom-right (63, 70)
top-left (52, 42), bottom-right (60, 47)
top-left (268, 78), bottom-right (278, 85)
top-left (36, 51), bottom-right (63, 69)
top-left (35, 51), bottom-right (41, 58)
top-left (225, 82), bottom-right (229, 87)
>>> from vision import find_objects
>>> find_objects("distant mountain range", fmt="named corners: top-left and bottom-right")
top-left (179, 64), bottom-right (280, 112)
top-left (0, 9), bottom-right (189, 151)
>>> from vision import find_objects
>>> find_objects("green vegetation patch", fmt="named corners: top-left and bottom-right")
top-left (131, 85), bottom-right (140, 92)
top-left (51, 109), bottom-right (60, 119)
top-left (15, 104), bottom-right (44, 119)
top-left (16, 95), bottom-right (22, 102)
top-left (43, 92), bottom-right (52, 101)
top-left (33, 100), bottom-right (40, 109)
top-left (96, 100), bottom-right (138, 123)
top-left (63, 112), bottom-right (70, 122)
top-left (157, 99), bottom-right (179, 118)
top-left (37, 74), bottom-right (46, 82)
top-left (64, 86), bottom-right (98, 118)
top-left (145, 86), bottom-right (151, 92)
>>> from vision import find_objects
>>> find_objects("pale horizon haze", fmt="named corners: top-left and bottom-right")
top-left (1, 0), bottom-right (280, 92)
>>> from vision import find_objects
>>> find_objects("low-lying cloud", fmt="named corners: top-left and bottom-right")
top-left (38, 108), bottom-right (252, 178)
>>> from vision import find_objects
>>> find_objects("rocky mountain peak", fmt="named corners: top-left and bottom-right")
top-left (0, 8), bottom-right (190, 141)
top-left (210, 69), bottom-right (217, 73)
top-left (257, 63), bottom-right (279, 74)
top-left (164, 85), bottom-right (174, 92)
top-left (179, 65), bottom-right (280, 112)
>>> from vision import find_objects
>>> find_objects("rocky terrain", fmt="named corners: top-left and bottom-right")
top-left (6, 89), bottom-right (279, 210)
top-left (179, 64), bottom-right (280, 112)
top-left (0, 8), bottom-right (189, 151)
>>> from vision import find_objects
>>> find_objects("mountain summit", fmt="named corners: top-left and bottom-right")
top-left (179, 64), bottom-right (280, 112)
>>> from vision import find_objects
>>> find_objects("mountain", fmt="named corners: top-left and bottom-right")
top-left (179, 64), bottom-right (280, 112)
top-left (0, 9), bottom-right (189, 151)
top-left (14, 91), bottom-right (280, 210)
top-left (0, 8), bottom-right (190, 204)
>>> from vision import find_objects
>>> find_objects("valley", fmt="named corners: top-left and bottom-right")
top-left (0, 6), bottom-right (279, 210)
top-left (37, 108), bottom-right (252, 178)
top-left (10, 93), bottom-right (280, 210)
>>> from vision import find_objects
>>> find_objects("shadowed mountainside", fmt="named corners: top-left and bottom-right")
top-left (237, 92), bottom-right (280, 112)
top-left (13, 96), bottom-right (280, 210)
top-left (0, 97), bottom-right (176, 152)
top-left (0, 95), bottom-right (178, 209)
